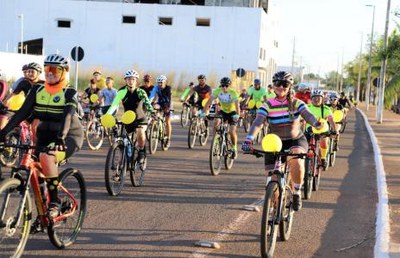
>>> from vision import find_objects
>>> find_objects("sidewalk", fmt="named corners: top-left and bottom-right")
top-left (357, 103), bottom-right (400, 258)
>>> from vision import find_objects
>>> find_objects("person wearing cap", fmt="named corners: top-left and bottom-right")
top-left (246, 79), bottom-right (268, 106)
top-left (266, 84), bottom-right (276, 99)
top-left (140, 74), bottom-right (154, 97)
top-left (295, 83), bottom-right (311, 104)
top-left (92, 70), bottom-right (106, 89)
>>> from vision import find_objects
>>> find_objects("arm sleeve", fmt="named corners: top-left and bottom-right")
top-left (57, 89), bottom-right (78, 140)
top-left (138, 89), bottom-right (154, 112)
top-left (149, 86), bottom-right (158, 102)
top-left (107, 88), bottom-right (126, 115)
top-left (181, 88), bottom-right (190, 99)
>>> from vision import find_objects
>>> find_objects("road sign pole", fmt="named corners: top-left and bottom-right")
top-left (74, 46), bottom-right (79, 91)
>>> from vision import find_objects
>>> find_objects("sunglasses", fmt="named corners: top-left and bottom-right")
top-left (220, 85), bottom-right (229, 88)
top-left (273, 81), bottom-right (291, 88)
top-left (44, 65), bottom-right (64, 76)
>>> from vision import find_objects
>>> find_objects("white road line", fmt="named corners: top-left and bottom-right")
top-left (358, 108), bottom-right (390, 258)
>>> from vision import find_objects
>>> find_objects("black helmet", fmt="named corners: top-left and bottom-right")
top-left (27, 62), bottom-right (42, 73)
top-left (220, 77), bottom-right (231, 86)
top-left (272, 71), bottom-right (294, 85)
top-left (197, 74), bottom-right (206, 80)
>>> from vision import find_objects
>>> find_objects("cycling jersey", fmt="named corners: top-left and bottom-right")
top-left (13, 78), bottom-right (44, 96)
top-left (338, 97), bottom-right (351, 108)
top-left (181, 88), bottom-right (197, 104)
top-left (84, 87), bottom-right (100, 103)
top-left (140, 85), bottom-right (154, 97)
top-left (247, 86), bottom-right (267, 103)
top-left (295, 91), bottom-right (311, 104)
top-left (306, 104), bottom-right (333, 130)
top-left (193, 84), bottom-right (212, 101)
top-left (149, 85), bottom-right (172, 110)
top-left (99, 88), bottom-right (117, 106)
top-left (211, 88), bottom-right (238, 113)
top-left (258, 98), bottom-right (317, 140)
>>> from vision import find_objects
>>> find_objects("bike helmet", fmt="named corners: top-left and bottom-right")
top-left (27, 62), bottom-right (42, 73)
top-left (124, 69), bottom-right (139, 79)
top-left (254, 79), bottom-right (261, 85)
top-left (44, 54), bottom-right (69, 69)
top-left (220, 77), bottom-right (231, 86)
top-left (197, 74), bottom-right (206, 80)
top-left (311, 89), bottom-right (323, 97)
top-left (156, 75), bottom-right (167, 83)
top-left (22, 64), bottom-right (29, 71)
top-left (329, 93), bottom-right (339, 101)
top-left (143, 74), bottom-right (152, 82)
top-left (297, 83), bottom-right (310, 90)
top-left (272, 71), bottom-right (294, 85)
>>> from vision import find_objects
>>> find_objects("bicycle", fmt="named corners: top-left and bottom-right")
top-left (180, 102), bottom-right (193, 127)
top-left (187, 111), bottom-right (209, 149)
top-left (104, 112), bottom-right (147, 196)
top-left (148, 109), bottom-right (170, 154)
top-left (246, 146), bottom-right (307, 258)
top-left (209, 115), bottom-right (235, 175)
top-left (85, 105), bottom-right (112, 150)
top-left (0, 143), bottom-right (87, 257)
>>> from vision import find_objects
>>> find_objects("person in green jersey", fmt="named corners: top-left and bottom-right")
top-left (266, 84), bottom-right (276, 99)
top-left (246, 79), bottom-right (268, 105)
top-left (306, 89), bottom-right (337, 168)
top-left (202, 77), bottom-right (240, 159)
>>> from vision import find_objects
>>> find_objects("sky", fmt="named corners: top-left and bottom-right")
top-left (274, 0), bottom-right (400, 76)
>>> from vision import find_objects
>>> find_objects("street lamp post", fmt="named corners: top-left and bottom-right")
top-left (365, 5), bottom-right (375, 111)
top-left (18, 14), bottom-right (24, 54)
top-left (356, 33), bottom-right (363, 103)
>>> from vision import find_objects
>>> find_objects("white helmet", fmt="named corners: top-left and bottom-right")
top-left (297, 83), bottom-right (310, 90)
top-left (124, 69), bottom-right (139, 79)
top-left (156, 75), bottom-right (167, 83)
top-left (44, 54), bottom-right (69, 69)
top-left (311, 89), bottom-right (323, 97)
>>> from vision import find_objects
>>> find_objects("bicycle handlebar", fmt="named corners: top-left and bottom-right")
top-left (244, 149), bottom-right (309, 159)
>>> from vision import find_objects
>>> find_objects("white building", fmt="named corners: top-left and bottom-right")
top-left (0, 0), bottom-right (280, 88)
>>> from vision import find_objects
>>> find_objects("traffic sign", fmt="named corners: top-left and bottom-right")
top-left (71, 46), bottom-right (84, 62)
top-left (236, 68), bottom-right (246, 78)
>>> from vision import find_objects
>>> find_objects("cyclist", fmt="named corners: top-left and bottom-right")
top-left (106, 69), bottom-right (153, 162)
top-left (266, 84), bottom-right (276, 99)
top-left (306, 89), bottom-right (336, 168)
top-left (295, 83), bottom-right (311, 104)
top-left (184, 74), bottom-right (212, 118)
top-left (0, 70), bottom-right (8, 102)
top-left (0, 54), bottom-right (84, 218)
top-left (246, 79), bottom-right (268, 105)
top-left (180, 82), bottom-right (197, 106)
top-left (241, 71), bottom-right (322, 211)
top-left (0, 62), bottom-right (44, 129)
top-left (140, 74), bottom-right (154, 97)
top-left (81, 79), bottom-right (101, 119)
top-left (92, 70), bottom-right (106, 89)
top-left (203, 77), bottom-right (240, 159)
top-left (99, 76), bottom-right (117, 115)
top-left (327, 93), bottom-right (345, 148)
top-left (338, 91), bottom-right (352, 116)
top-left (149, 75), bottom-right (173, 148)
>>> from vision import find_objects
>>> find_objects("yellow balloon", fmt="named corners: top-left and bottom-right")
top-left (255, 101), bottom-right (263, 109)
top-left (248, 99), bottom-right (255, 109)
top-left (202, 98), bottom-right (209, 108)
top-left (121, 110), bottom-right (136, 124)
top-left (333, 110), bottom-right (344, 123)
top-left (312, 118), bottom-right (329, 134)
top-left (7, 93), bottom-right (25, 111)
top-left (90, 94), bottom-right (99, 103)
top-left (101, 114), bottom-right (116, 128)
top-left (56, 151), bottom-right (66, 163)
top-left (261, 134), bottom-right (283, 152)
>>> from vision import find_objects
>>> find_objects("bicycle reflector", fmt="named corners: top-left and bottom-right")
top-left (202, 98), bottom-right (209, 108)
top-left (255, 101), bottom-right (263, 109)
top-left (121, 110), bottom-right (136, 124)
top-left (101, 114), bottom-right (116, 128)
top-left (262, 134), bottom-right (282, 152)
top-left (7, 92), bottom-right (25, 111)
top-left (333, 110), bottom-right (344, 123)
top-left (248, 99), bottom-right (255, 109)
top-left (90, 94), bottom-right (99, 103)
top-left (312, 118), bottom-right (329, 134)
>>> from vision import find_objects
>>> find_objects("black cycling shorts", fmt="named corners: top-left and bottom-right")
top-left (264, 135), bottom-right (308, 165)
top-left (218, 111), bottom-right (238, 126)
top-left (125, 118), bottom-right (147, 134)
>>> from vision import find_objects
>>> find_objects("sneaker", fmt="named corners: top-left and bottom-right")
top-left (165, 138), bottom-right (170, 149)
top-left (137, 149), bottom-right (146, 163)
top-left (48, 202), bottom-right (60, 219)
top-left (232, 148), bottom-right (238, 159)
top-left (292, 194), bottom-right (302, 211)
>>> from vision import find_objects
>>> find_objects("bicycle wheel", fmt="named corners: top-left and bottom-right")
top-left (243, 113), bottom-right (251, 133)
top-left (104, 142), bottom-right (126, 196)
top-left (329, 139), bottom-right (337, 167)
top-left (303, 157), bottom-right (313, 200)
top-left (180, 105), bottom-right (190, 127)
top-left (209, 134), bottom-right (223, 176)
top-left (130, 155), bottom-right (147, 187)
top-left (0, 130), bottom-right (21, 167)
top-left (279, 184), bottom-right (294, 241)
top-left (85, 120), bottom-right (104, 150)
top-left (339, 119), bottom-right (347, 134)
top-left (48, 168), bottom-right (87, 249)
top-left (188, 120), bottom-right (198, 149)
top-left (149, 121), bottom-right (159, 154)
top-left (224, 139), bottom-right (234, 170)
top-left (199, 121), bottom-right (208, 146)
top-left (312, 154), bottom-right (321, 191)
top-left (0, 178), bottom-right (32, 258)
top-left (160, 124), bottom-right (169, 151)
top-left (260, 182), bottom-right (279, 258)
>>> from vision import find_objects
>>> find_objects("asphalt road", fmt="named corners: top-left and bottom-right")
top-left (4, 109), bottom-right (377, 258)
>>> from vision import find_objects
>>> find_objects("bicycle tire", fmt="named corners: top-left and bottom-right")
top-left (312, 154), bottom-right (321, 191)
top-left (224, 139), bottom-right (234, 170)
top-left (130, 157), bottom-right (147, 187)
top-left (180, 106), bottom-right (190, 127)
top-left (209, 134), bottom-right (223, 175)
top-left (0, 131), bottom-right (21, 167)
top-left (160, 123), bottom-right (168, 151)
top-left (243, 113), bottom-right (251, 133)
top-left (329, 139), bottom-right (337, 167)
top-left (260, 182), bottom-right (279, 258)
top-left (85, 120), bottom-right (104, 150)
top-left (199, 121), bottom-right (208, 146)
top-left (104, 142), bottom-right (126, 196)
top-left (188, 120), bottom-right (198, 149)
top-left (303, 157), bottom-right (313, 200)
top-left (279, 184), bottom-right (294, 241)
top-left (149, 121), bottom-right (159, 154)
top-left (0, 178), bottom-right (32, 258)
top-left (48, 168), bottom-right (87, 249)
top-left (339, 119), bottom-right (347, 134)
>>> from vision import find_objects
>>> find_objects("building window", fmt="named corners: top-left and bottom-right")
top-left (159, 17), bottom-right (173, 25)
top-left (196, 18), bottom-right (210, 27)
top-left (122, 16), bottom-right (136, 24)
top-left (57, 20), bottom-right (71, 28)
